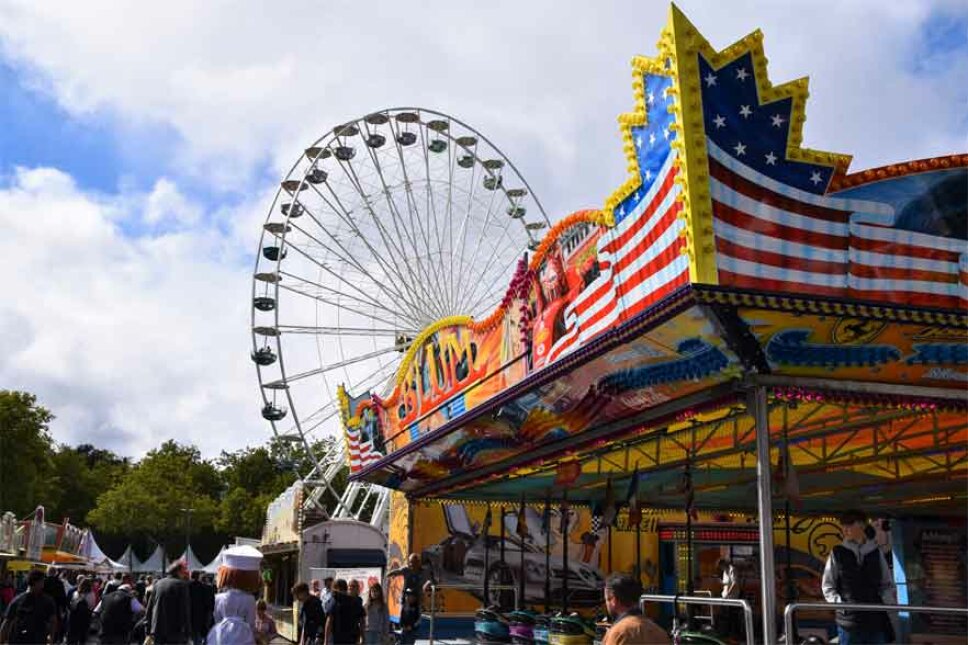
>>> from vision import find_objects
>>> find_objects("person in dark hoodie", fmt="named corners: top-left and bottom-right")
top-left (822, 509), bottom-right (895, 645)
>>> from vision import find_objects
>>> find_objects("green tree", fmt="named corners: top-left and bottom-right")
top-left (213, 436), bottom-right (349, 538)
top-left (88, 440), bottom-right (220, 547)
top-left (47, 444), bottom-right (129, 525)
top-left (0, 391), bottom-right (57, 515)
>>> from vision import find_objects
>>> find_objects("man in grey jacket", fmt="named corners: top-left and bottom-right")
top-left (145, 561), bottom-right (192, 644)
top-left (821, 509), bottom-right (895, 645)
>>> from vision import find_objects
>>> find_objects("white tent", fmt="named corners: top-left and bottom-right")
top-left (117, 545), bottom-right (143, 573)
top-left (202, 546), bottom-right (226, 574)
top-left (87, 533), bottom-right (127, 571)
top-left (135, 545), bottom-right (165, 573)
top-left (177, 544), bottom-right (205, 572)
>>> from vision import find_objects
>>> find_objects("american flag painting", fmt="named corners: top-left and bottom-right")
top-left (699, 52), bottom-right (968, 310)
top-left (546, 72), bottom-right (689, 364)
top-left (339, 385), bottom-right (384, 473)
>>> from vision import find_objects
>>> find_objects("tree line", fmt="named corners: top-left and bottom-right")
top-left (0, 390), bottom-right (346, 563)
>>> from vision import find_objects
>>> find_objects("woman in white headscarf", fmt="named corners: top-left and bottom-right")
top-left (207, 546), bottom-right (263, 645)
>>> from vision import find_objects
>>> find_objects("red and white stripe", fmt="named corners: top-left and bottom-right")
top-left (848, 222), bottom-right (967, 309)
top-left (346, 427), bottom-right (381, 471)
top-left (546, 150), bottom-right (688, 363)
top-left (708, 141), bottom-right (965, 309)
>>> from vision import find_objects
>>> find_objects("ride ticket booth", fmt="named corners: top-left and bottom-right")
top-left (246, 5), bottom-right (968, 644)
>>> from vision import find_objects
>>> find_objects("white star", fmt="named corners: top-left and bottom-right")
top-left (663, 128), bottom-right (670, 140)
top-left (635, 190), bottom-right (641, 200)
top-left (645, 169), bottom-right (653, 181)
top-left (635, 135), bottom-right (643, 148)
top-left (771, 114), bottom-right (786, 128)
top-left (810, 171), bottom-right (823, 185)
top-left (704, 72), bottom-right (717, 87)
top-left (647, 91), bottom-right (655, 105)
top-left (649, 132), bottom-right (656, 146)
top-left (736, 67), bottom-right (749, 81)
top-left (733, 142), bottom-right (747, 156)
top-left (739, 105), bottom-right (753, 118)
top-left (765, 152), bottom-right (777, 165)
top-left (619, 205), bottom-right (626, 216)
top-left (713, 115), bottom-right (726, 129)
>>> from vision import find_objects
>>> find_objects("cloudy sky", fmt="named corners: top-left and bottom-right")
top-left (1, 0), bottom-right (965, 458)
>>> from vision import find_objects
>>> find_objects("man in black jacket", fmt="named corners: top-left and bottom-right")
top-left (145, 561), bottom-right (192, 644)
top-left (821, 509), bottom-right (894, 645)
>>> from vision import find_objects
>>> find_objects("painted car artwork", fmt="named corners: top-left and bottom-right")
top-left (420, 504), bottom-right (605, 608)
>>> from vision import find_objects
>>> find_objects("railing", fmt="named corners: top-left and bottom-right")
top-left (783, 601), bottom-right (968, 644)
top-left (425, 583), bottom-right (520, 645)
top-left (640, 593), bottom-right (755, 645)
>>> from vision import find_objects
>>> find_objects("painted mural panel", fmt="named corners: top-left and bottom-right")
top-left (740, 309), bottom-right (968, 386)
top-left (371, 306), bottom-right (740, 492)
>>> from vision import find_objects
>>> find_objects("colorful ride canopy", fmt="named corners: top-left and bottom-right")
top-left (342, 5), bottom-right (967, 496)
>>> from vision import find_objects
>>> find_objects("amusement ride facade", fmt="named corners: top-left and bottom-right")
top-left (252, 6), bottom-right (967, 643)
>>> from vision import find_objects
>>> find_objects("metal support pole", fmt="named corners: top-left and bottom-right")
top-left (483, 503), bottom-right (491, 604)
top-left (752, 386), bottom-right (777, 645)
top-left (544, 494), bottom-right (551, 614)
top-left (561, 492), bottom-right (569, 615)
top-left (519, 495), bottom-right (526, 610)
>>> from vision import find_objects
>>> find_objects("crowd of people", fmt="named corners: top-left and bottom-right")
top-left (0, 509), bottom-right (900, 644)
top-left (0, 554), bottom-right (280, 645)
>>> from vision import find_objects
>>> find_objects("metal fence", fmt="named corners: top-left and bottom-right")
top-left (640, 593), bottom-right (756, 645)
top-left (424, 583), bottom-right (520, 645)
top-left (783, 601), bottom-right (968, 643)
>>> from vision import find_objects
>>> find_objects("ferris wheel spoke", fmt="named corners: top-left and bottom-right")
top-left (276, 239), bottom-right (419, 323)
top-left (274, 325), bottom-right (416, 337)
top-left (278, 272), bottom-right (421, 329)
top-left (286, 213), bottom-right (418, 316)
top-left (462, 250), bottom-right (522, 317)
top-left (458, 215), bottom-right (522, 314)
top-left (334, 151), bottom-right (440, 322)
top-left (306, 181), bottom-right (427, 317)
top-left (328, 133), bottom-right (438, 316)
top-left (416, 118), bottom-right (450, 312)
top-left (385, 118), bottom-right (451, 318)
top-left (263, 344), bottom-right (405, 389)
top-left (276, 282), bottom-right (419, 332)
top-left (450, 144), bottom-right (482, 314)
top-left (453, 171), bottom-right (504, 312)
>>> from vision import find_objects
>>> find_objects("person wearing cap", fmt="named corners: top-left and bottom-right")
top-left (145, 560), bottom-right (192, 645)
top-left (0, 569), bottom-right (57, 644)
top-left (206, 545), bottom-right (262, 645)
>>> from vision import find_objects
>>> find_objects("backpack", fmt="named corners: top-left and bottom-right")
top-left (99, 590), bottom-right (134, 638)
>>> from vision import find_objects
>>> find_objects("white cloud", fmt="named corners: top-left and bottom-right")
top-left (2, 1), bottom-right (963, 214)
top-left (0, 167), bottom-right (266, 457)
top-left (0, 1), bottom-right (964, 457)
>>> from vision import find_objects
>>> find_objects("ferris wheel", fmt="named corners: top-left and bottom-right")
top-left (251, 107), bottom-right (549, 524)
